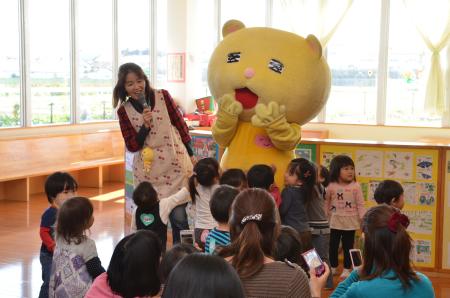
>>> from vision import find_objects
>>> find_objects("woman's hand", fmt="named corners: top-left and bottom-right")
top-left (143, 108), bottom-right (152, 128)
top-left (309, 262), bottom-right (330, 298)
top-left (190, 155), bottom-right (197, 166)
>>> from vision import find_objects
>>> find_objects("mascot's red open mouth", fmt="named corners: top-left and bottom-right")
top-left (235, 87), bottom-right (259, 109)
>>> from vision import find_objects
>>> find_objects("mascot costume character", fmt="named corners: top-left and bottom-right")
top-left (208, 20), bottom-right (331, 188)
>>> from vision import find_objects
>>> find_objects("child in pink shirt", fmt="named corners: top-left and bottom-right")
top-left (325, 155), bottom-right (365, 280)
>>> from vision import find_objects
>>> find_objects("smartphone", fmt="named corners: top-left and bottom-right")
top-left (349, 249), bottom-right (363, 269)
top-left (301, 248), bottom-right (325, 277)
top-left (180, 229), bottom-right (194, 246)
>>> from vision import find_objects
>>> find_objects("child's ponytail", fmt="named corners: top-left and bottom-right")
top-left (290, 158), bottom-right (318, 203)
top-left (189, 158), bottom-right (220, 204)
top-left (188, 174), bottom-right (199, 204)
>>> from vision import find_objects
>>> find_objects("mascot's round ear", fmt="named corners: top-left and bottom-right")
top-left (222, 19), bottom-right (246, 38)
top-left (306, 34), bottom-right (323, 58)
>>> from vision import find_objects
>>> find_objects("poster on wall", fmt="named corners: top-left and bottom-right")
top-left (412, 239), bottom-right (432, 264)
top-left (322, 152), bottom-right (352, 169)
top-left (167, 53), bottom-right (185, 82)
top-left (416, 155), bottom-right (433, 180)
top-left (384, 151), bottom-right (413, 179)
top-left (355, 150), bottom-right (383, 178)
top-left (404, 210), bottom-right (433, 235)
top-left (192, 135), bottom-right (219, 160)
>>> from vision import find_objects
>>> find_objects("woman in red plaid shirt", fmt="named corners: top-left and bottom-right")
top-left (113, 62), bottom-right (195, 244)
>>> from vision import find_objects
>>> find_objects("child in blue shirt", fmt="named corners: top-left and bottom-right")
top-left (38, 172), bottom-right (78, 298)
top-left (205, 185), bottom-right (239, 254)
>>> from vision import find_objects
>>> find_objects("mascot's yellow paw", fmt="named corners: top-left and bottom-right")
top-left (218, 94), bottom-right (243, 117)
top-left (251, 101), bottom-right (286, 127)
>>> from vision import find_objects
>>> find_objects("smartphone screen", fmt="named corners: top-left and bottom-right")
top-left (302, 248), bottom-right (325, 277)
top-left (180, 230), bottom-right (194, 246)
top-left (350, 249), bottom-right (362, 267)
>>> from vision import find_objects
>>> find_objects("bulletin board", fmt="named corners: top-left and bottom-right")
top-left (320, 144), bottom-right (439, 268)
top-left (295, 143), bottom-right (318, 163)
top-left (442, 151), bottom-right (450, 269)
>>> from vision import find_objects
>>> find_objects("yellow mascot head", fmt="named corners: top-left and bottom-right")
top-left (208, 20), bottom-right (331, 123)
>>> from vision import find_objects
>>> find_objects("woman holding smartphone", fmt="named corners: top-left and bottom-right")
top-left (218, 188), bottom-right (329, 298)
top-left (331, 205), bottom-right (434, 298)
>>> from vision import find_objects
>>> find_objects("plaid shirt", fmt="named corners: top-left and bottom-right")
top-left (117, 89), bottom-right (192, 154)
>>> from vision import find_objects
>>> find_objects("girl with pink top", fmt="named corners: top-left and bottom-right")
top-left (325, 155), bottom-right (365, 280)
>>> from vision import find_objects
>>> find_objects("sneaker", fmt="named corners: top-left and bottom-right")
top-left (339, 268), bottom-right (351, 280)
top-left (331, 267), bottom-right (338, 276)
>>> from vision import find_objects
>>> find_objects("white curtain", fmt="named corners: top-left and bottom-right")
top-left (403, 0), bottom-right (450, 115)
top-left (278, 0), bottom-right (353, 48)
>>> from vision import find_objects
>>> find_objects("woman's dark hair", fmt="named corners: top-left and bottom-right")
top-left (274, 226), bottom-right (304, 265)
top-left (374, 180), bottom-right (404, 205)
top-left (329, 155), bottom-right (356, 183)
top-left (219, 168), bottom-right (247, 189)
top-left (159, 244), bottom-right (198, 284)
top-left (247, 164), bottom-right (275, 190)
top-left (189, 157), bottom-right (220, 203)
top-left (360, 205), bottom-right (418, 288)
top-left (288, 158), bottom-right (318, 204)
top-left (318, 164), bottom-right (330, 187)
top-left (132, 181), bottom-right (158, 210)
top-left (107, 230), bottom-right (162, 298)
top-left (218, 188), bottom-right (279, 278)
top-left (44, 172), bottom-right (78, 203)
top-left (56, 197), bottom-right (93, 244)
top-left (113, 62), bottom-right (154, 108)
top-left (162, 254), bottom-right (245, 298)
top-left (210, 185), bottom-right (240, 223)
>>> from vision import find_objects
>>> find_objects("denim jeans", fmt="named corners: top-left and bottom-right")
top-left (169, 203), bottom-right (189, 244)
top-left (39, 250), bottom-right (53, 298)
top-left (312, 232), bottom-right (334, 289)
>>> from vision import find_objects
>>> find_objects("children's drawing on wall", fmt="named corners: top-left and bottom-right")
top-left (367, 180), bottom-right (381, 202)
top-left (403, 182), bottom-right (417, 205)
top-left (360, 182), bottom-right (368, 201)
top-left (355, 150), bottom-right (382, 178)
top-left (384, 151), bottom-right (413, 179)
top-left (322, 152), bottom-right (352, 168)
top-left (411, 239), bottom-right (432, 264)
top-left (416, 182), bottom-right (436, 206)
top-left (403, 182), bottom-right (436, 206)
top-left (295, 148), bottom-right (312, 161)
top-left (192, 136), bottom-right (218, 159)
top-left (416, 155), bottom-right (433, 180)
top-left (404, 210), bottom-right (433, 235)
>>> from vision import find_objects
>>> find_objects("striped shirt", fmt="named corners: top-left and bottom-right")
top-left (204, 228), bottom-right (230, 254)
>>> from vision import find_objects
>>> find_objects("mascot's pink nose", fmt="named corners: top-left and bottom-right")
top-left (244, 68), bottom-right (255, 79)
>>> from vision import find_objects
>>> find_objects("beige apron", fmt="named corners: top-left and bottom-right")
top-left (124, 90), bottom-right (193, 198)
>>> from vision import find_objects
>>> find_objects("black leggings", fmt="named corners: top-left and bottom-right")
top-left (329, 229), bottom-right (355, 269)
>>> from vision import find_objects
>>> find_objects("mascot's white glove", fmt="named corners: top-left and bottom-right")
top-left (212, 94), bottom-right (243, 147)
top-left (251, 101), bottom-right (301, 151)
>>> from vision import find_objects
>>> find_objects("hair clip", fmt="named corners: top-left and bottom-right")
top-left (241, 213), bottom-right (262, 225)
top-left (387, 211), bottom-right (410, 233)
top-left (304, 170), bottom-right (311, 178)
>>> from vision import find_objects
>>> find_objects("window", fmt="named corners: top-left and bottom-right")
top-left (325, 0), bottom-right (380, 124)
top-left (221, 0), bottom-right (266, 28)
top-left (29, 0), bottom-right (71, 126)
top-left (156, 0), bottom-right (168, 88)
top-left (385, 0), bottom-right (446, 127)
top-left (0, 0), bottom-right (20, 128)
top-left (79, 0), bottom-right (113, 122)
top-left (118, 0), bottom-right (151, 77)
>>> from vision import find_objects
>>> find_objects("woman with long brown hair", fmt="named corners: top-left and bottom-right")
top-left (331, 205), bottom-right (434, 297)
top-left (218, 188), bottom-right (329, 298)
top-left (113, 62), bottom-right (194, 244)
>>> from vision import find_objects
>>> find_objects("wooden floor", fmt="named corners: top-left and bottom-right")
top-left (0, 182), bottom-right (449, 298)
